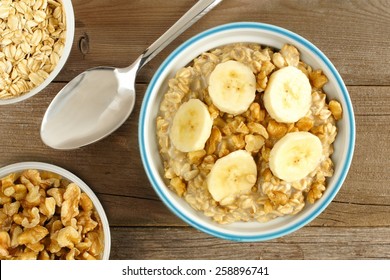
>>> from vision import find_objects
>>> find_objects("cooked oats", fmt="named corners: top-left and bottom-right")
top-left (157, 43), bottom-right (342, 224)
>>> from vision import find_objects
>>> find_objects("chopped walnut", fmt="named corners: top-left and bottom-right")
top-left (0, 170), bottom-right (104, 260)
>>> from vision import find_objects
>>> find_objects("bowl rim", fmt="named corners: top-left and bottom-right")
top-left (0, 161), bottom-right (111, 259)
top-left (139, 22), bottom-right (355, 241)
top-left (0, 1), bottom-right (75, 105)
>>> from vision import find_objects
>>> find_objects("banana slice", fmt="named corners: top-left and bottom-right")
top-left (169, 99), bottom-right (213, 152)
top-left (269, 131), bottom-right (323, 182)
top-left (207, 150), bottom-right (257, 205)
top-left (208, 60), bottom-right (256, 115)
top-left (264, 66), bottom-right (312, 123)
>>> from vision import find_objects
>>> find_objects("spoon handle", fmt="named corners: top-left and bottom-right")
top-left (139, 0), bottom-right (223, 69)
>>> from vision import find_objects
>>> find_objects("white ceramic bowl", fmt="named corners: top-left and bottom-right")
top-left (139, 22), bottom-right (355, 241)
top-left (0, 162), bottom-right (111, 259)
top-left (0, 1), bottom-right (75, 105)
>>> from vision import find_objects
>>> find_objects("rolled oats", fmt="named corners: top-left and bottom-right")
top-left (0, 0), bottom-right (66, 99)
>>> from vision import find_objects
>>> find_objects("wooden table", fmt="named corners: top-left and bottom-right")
top-left (1, 0), bottom-right (389, 260)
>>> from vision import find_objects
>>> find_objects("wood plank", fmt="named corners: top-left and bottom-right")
top-left (109, 226), bottom-right (390, 259)
top-left (1, 0), bottom-right (389, 261)
top-left (0, 85), bottom-right (389, 227)
top-left (56, 0), bottom-right (390, 86)
top-left (350, 86), bottom-right (390, 116)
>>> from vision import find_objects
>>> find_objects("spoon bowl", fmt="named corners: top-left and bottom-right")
top-left (41, 60), bottom-right (139, 149)
top-left (41, 0), bottom-right (222, 149)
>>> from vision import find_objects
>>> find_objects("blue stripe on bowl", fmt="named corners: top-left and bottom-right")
top-left (139, 22), bottom-right (355, 241)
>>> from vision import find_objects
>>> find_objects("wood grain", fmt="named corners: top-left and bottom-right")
top-left (1, 0), bottom-right (389, 259)
top-left (109, 226), bottom-right (390, 259)
top-left (56, 0), bottom-right (390, 86)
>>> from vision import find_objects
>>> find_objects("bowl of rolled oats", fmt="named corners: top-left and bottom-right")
top-left (139, 22), bottom-right (355, 241)
top-left (0, 162), bottom-right (110, 259)
top-left (0, 0), bottom-right (74, 104)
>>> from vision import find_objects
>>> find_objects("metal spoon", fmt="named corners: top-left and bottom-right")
top-left (41, 0), bottom-right (222, 149)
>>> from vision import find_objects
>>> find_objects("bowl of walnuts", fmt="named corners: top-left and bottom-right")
top-left (139, 22), bottom-right (355, 241)
top-left (0, 162), bottom-right (110, 260)
top-left (0, 0), bottom-right (74, 104)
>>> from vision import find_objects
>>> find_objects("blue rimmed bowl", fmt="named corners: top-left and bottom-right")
top-left (139, 22), bottom-right (355, 241)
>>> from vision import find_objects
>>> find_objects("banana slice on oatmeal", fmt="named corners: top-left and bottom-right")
top-left (208, 60), bottom-right (256, 115)
top-left (169, 99), bottom-right (213, 152)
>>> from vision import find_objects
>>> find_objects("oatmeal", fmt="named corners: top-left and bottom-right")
top-left (156, 43), bottom-right (342, 224)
